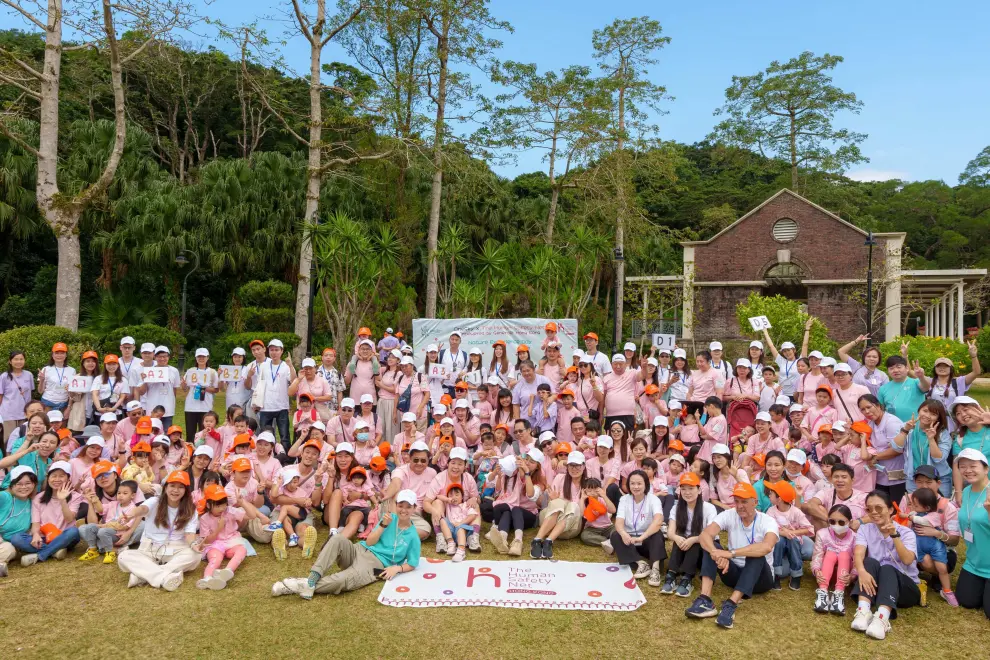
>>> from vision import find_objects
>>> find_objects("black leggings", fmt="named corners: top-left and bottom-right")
top-left (492, 504), bottom-right (537, 533)
top-left (956, 568), bottom-right (990, 619)
top-left (668, 543), bottom-right (703, 577)
top-left (185, 411), bottom-right (207, 436)
top-left (606, 483), bottom-right (622, 508)
top-left (611, 530), bottom-right (667, 567)
top-left (850, 557), bottom-right (920, 618)
top-left (700, 545), bottom-right (774, 597)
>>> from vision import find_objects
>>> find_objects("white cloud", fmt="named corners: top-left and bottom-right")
top-left (845, 168), bottom-right (910, 182)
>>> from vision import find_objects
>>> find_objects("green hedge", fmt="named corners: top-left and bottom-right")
top-left (877, 335), bottom-right (972, 374)
top-left (239, 307), bottom-right (294, 333)
top-left (735, 293), bottom-right (837, 355)
top-left (0, 326), bottom-right (100, 374)
top-left (211, 332), bottom-right (301, 359)
top-left (975, 324), bottom-right (990, 373)
top-left (237, 280), bottom-right (295, 309)
top-left (96, 324), bottom-right (187, 356)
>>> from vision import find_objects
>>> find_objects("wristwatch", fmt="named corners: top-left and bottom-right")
top-left (890, 531), bottom-right (900, 539)
top-left (730, 549), bottom-right (736, 558)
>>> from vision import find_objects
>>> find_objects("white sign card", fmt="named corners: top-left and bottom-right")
top-left (748, 316), bottom-right (772, 331)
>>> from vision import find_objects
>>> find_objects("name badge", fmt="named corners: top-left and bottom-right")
top-left (964, 530), bottom-right (974, 543)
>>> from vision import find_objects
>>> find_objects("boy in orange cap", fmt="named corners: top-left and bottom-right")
top-left (764, 480), bottom-right (814, 591)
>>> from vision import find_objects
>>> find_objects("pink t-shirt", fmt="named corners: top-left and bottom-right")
top-left (453, 417), bottom-right (481, 448)
top-left (619, 460), bottom-right (645, 481)
top-left (32, 491), bottom-right (85, 530)
top-left (199, 507), bottom-right (245, 544)
top-left (394, 372), bottom-right (430, 421)
top-left (551, 473), bottom-right (583, 503)
top-left (698, 415), bottom-right (728, 461)
top-left (296, 375), bottom-right (331, 405)
top-left (811, 486), bottom-right (868, 521)
top-left (444, 502), bottom-right (475, 526)
top-left (586, 456), bottom-right (621, 484)
top-left (585, 495), bottom-right (612, 529)
top-left (555, 404), bottom-right (580, 446)
top-left (602, 369), bottom-right (639, 417)
top-left (252, 456), bottom-right (282, 486)
top-left (833, 384), bottom-right (870, 423)
top-left (225, 476), bottom-right (259, 503)
top-left (573, 378), bottom-right (601, 416)
top-left (340, 480), bottom-right (375, 507)
top-left (766, 503), bottom-right (814, 534)
top-left (746, 433), bottom-right (785, 457)
top-left (326, 416), bottom-right (357, 447)
top-left (476, 400), bottom-right (494, 426)
top-left (349, 360), bottom-right (377, 403)
top-left (687, 368), bottom-right (723, 401)
top-left (841, 442), bottom-right (878, 492)
top-left (799, 373), bottom-right (828, 403)
top-left (542, 363), bottom-right (562, 392)
top-left (390, 464), bottom-right (438, 512)
top-left (714, 468), bottom-right (750, 505)
top-left (378, 370), bottom-right (400, 401)
top-left (677, 424), bottom-right (701, 446)
top-left (425, 470), bottom-right (480, 501)
top-left (801, 405), bottom-right (837, 439)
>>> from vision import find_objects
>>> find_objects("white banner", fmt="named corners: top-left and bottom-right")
top-left (378, 559), bottom-right (645, 611)
top-left (412, 318), bottom-right (579, 365)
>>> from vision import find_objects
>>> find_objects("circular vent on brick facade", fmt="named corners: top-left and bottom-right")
top-left (772, 218), bottom-right (798, 243)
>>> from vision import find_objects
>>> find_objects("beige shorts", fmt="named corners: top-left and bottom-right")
top-left (539, 499), bottom-right (582, 539)
top-left (410, 512), bottom-right (432, 537)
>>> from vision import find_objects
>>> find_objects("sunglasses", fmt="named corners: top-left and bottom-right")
top-left (866, 505), bottom-right (887, 514)
top-left (455, 388), bottom-right (468, 392)
top-left (411, 458), bottom-right (428, 464)
top-left (827, 519), bottom-right (848, 525)
top-left (555, 453), bottom-right (568, 458)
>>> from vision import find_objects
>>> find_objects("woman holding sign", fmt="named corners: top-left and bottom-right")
top-left (220, 348), bottom-right (251, 412)
top-left (182, 349), bottom-right (219, 436)
top-left (90, 354), bottom-right (130, 422)
top-left (67, 351), bottom-right (99, 432)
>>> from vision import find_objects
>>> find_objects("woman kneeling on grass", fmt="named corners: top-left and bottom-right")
top-left (117, 470), bottom-right (200, 591)
top-left (0, 466), bottom-right (39, 576)
top-left (273, 488), bottom-right (421, 600)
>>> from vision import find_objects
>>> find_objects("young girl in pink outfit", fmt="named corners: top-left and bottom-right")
top-left (810, 503), bottom-right (856, 615)
top-left (193, 484), bottom-right (252, 590)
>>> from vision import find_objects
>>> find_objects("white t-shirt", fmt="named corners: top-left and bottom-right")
top-left (142, 365), bottom-right (181, 416)
top-left (712, 509), bottom-right (779, 568)
top-left (183, 367), bottom-right (219, 413)
top-left (90, 374), bottom-right (130, 403)
top-left (40, 365), bottom-right (76, 404)
top-left (775, 354), bottom-right (801, 397)
top-left (440, 348), bottom-right (468, 388)
top-left (129, 361), bottom-right (155, 406)
top-left (668, 499), bottom-right (718, 535)
top-left (141, 496), bottom-right (199, 545)
top-left (585, 351), bottom-right (612, 376)
top-left (118, 357), bottom-right (141, 388)
top-left (616, 492), bottom-right (664, 536)
top-left (224, 365), bottom-right (251, 408)
top-left (261, 360), bottom-right (292, 412)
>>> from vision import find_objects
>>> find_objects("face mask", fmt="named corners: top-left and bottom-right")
top-left (356, 432), bottom-right (370, 442)
top-left (785, 469), bottom-right (802, 480)
top-left (831, 523), bottom-right (848, 535)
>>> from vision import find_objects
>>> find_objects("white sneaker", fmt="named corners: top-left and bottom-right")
top-left (865, 615), bottom-right (890, 640)
top-left (851, 608), bottom-right (872, 632)
top-left (197, 577), bottom-right (226, 590)
top-left (213, 568), bottom-right (234, 583)
top-left (271, 580), bottom-right (294, 597)
top-left (648, 567), bottom-right (663, 587)
top-left (634, 560), bottom-right (651, 579)
top-left (20, 554), bottom-right (38, 567)
top-left (329, 527), bottom-right (339, 536)
top-left (127, 573), bottom-right (146, 588)
top-left (161, 572), bottom-right (184, 592)
top-left (467, 532), bottom-right (482, 552)
top-left (53, 549), bottom-right (68, 560)
top-left (435, 535), bottom-right (448, 554)
top-left (814, 588), bottom-right (830, 613)
top-left (600, 539), bottom-right (614, 555)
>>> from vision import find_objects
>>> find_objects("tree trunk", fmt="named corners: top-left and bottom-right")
top-left (545, 133), bottom-right (559, 243)
top-left (789, 110), bottom-right (798, 190)
top-left (614, 81), bottom-right (627, 349)
top-left (423, 27), bottom-right (449, 319)
top-left (54, 218), bottom-right (82, 329)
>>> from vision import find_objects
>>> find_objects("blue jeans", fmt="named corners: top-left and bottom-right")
top-left (40, 398), bottom-right (68, 412)
top-left (773, 535), bottom-right (814, 578)
top-left (10, 527), bottom-right (80, 561)
top-left (916, 534), bottom-right (948, 564)
top-left (260, 409), bottom-right (290, 450)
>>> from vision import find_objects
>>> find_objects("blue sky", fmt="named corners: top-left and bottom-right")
top-left (206, 0), bottom-right (990, 184)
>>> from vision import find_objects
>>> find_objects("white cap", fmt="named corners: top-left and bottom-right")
top-left (385, 349), bottom-right (400, 360)
top-left (140, 342), bottom-right (156, 353)
top-left (400, 356), bottom-right (415, 366)
top-left (755, 411), bottom-right (772, 422)
top-left (656, 346), bottom-right (672, 355)
top-left (340, 398), bottom-right (355, 409)
top-left (395, 489), bottom-right (418, 506)
top-left (623, 342), bottom-right (637, 352)
top-left (652, 415), bottom-right (669, 428)
top-left (668, 400), bottom-right (682, 410)
top-left (119, 336), bottom-right (135, 347)
top-left (498, 455), bottom-right (517, 474)
top-left (194, 348), bottom-right (209, 358)
top-left (454, 399), bottom-right (470, 409)
top-left (49, 460), bottom-right (72, 476)
top-left (336, 441), bottom-right (355, 454)
top-left (538, 430), bottom-right (556, 444)
top-left (735, 358), bottom-right (752, 369)
top-left (232, 347), bottom-right (246, 356)
top-left (709, 341), bottom-right (723, 351)
top-left (150, 418), bottom-right (163, 431)
top-left (789, 404), bottom-right (804, 413)
top-left (787, 448), bottom-right (808, 465)
top-left (780, 341), bottom-right (796, 350)
top-left (820, 357), bottom-right (837, 368)
top-left (99, 412), bottom-right (118, 423)
top-left (596, 435), bottom-right (613, 448)
top-left (126, 400), bottom-right (143, 412)
top-left (256, 431), bottom-right (276, 444)
top-left (749, 340), bottom-right (764, 350)
top-left (47, 410), bottom-right (64, 422)
top-left (401, 412), bottom-right (417, 423)
top-left (268, 339), bottom-right (284, 348)
top-left (426, 344), bottom-right (439, 353)
top-left (409, 440), bottom-right (430, 453)
top-left (432, 404), bottom-right (447, 415)
top-left (301, 357), bottom-right (316, 368)
top-left (449, 330), bottom-right (462, 338)
top-left (8, 465), bottom-right (36, 482)
top-left (449, 447), bottom-right (468, 462)
top-left (774, 395), bottom-right (791, 406)
top-left (469, 347), bottom-right (482, 355)
top-left (486, 375), bottom-right (501, 385)
top-left (359, 339), bottom-right (375, 349)
top-left (611, 354), bottom-right (626, 363)
top-left (646, 357), bottom-right (659, 367)
top-left (567, 451), bottom-right (586, 465)
top-left (354, 419), bottom-right (370, 430)
top-left (386, 328), bottom-right (394, 334)
top-left (830, 363), bottom-right (851, 374)
top-left (193, 445), bottom-right (214, 458)
top-left (401, 345), bottom-right (413, 354)
top-left (311, 421), bottom-right (326, 432)
top-left (572, 349), bottom-right (585, 359)
top-left (155, 345), bottom-right (170, 355)
top-left (151, 434), bottom-right (170, 446)
top-left (956, 448), bottom-right (988, 465)
top-left (670, 453), bottom-right (687, 465)
top-left (360, 393), bottom-right (374, 404)
top-left (439, 417), bottom-right (455, 426)
top-left (281, 466), bottom-right (301, 483)
top-left (672, 348), bottom-right (687, 359)
top-left (86, 437), bottom-right (106, 448)
top-left (808, 350), bottom-right (824, 360)
top-left (712, 443), bottom-right (732, 456)
top-left (831, 420), bottom-right (847, 432)
top-left (949, 395), bottom-right (980, 413)
top-left (526, 447), bottom-right (544, 464)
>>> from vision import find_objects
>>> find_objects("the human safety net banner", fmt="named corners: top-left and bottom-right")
top-left (378, 559), bottom-right (646, 611)
top-left (411, 318), bottom-right (579, 367)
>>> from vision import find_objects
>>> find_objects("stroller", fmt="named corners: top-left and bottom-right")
top-left (726, 398), bottom-right (758, 440)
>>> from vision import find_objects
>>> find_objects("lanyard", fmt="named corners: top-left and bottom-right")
top-left (743, 518), bottom-right (756, 546)
top-left (962, 484), bottom-right (988, 535)
top-left (53, 366), bottom-right (66, 386)
top-left (270, 362), bottom-right (282, 385)
top-left (121, 358), bottom-right (132, 377)
top-left (631, 496), bottom-right (647, 534)
top-left (783, 360), bottom-right (795, 379)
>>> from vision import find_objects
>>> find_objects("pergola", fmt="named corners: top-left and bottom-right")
top-left (901, 269), bottom-right (987, 340)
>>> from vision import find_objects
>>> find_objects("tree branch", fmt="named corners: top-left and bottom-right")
top-left (0, 117), bottom-right (40, 157)
top-left (0, 45), bottom-right (44, 80)
top-left (320, 3), bottom-right (364, 48)
top-left (318, 148), bottom-right (393, 174)
top-left (0, 71), bottom-right (40, 99)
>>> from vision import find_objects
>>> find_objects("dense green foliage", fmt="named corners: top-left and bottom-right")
top-left (735, 293), bottom-right (836, 355)
top-left (0, 326), bottom-right (100, 374)
top-left (877, 335), bottom-right (973, 375)
top-left (211, 332), bottom-right (301, 360)
top-left (96, 324), bottom-right (186, 356)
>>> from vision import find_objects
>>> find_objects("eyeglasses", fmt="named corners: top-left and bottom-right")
top-left (341, 407), bottom-right (354, 412)
top-left (827, 519), bottom-right (847, 525)
top-left (513, 429), bottom-right (525, 434)
top-left (411, 458), bottom-right (428, 464)
top-left (866, 505), bottom-right (887, 514)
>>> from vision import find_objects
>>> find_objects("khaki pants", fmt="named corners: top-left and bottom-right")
top-left (539, 499), bottom-right (582, 540)
top-left (410, 512), bottom-right (431, 538)
top-left (310, 535), bottom-right (384, 595)
top-left (581, 525), bottom-right (614, 546)
top-left (118, 542), bottom-right (201, 588)
top-left (0, 541), bottom-right (16, 565)
top-left (246, 518), bottom-right (273, 544)
top-left (377, 398), bottom-right (396, 447)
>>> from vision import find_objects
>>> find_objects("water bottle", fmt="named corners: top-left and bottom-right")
top-left (194, 384), bottom-right (203, 401)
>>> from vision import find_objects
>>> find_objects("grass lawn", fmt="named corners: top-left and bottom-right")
top-left (2, 395), bottom-right (989, 659)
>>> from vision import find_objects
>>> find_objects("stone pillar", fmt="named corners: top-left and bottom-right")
top-left (682, 246), bottom-right (695, 341)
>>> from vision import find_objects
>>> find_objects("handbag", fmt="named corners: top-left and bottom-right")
top-left (250, 361), bottom-right (267, 410)
top-left (397, 374), bottom-right (419, 414)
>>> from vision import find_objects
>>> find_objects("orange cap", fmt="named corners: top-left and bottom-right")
top-left (231, 457), bottom-right (252, 472)
top-left (559, 388), bottom-right (575, 397)
top-left (583, 332), bottom-right (598, 341)
top-left (554, 442), bottom-right (573, 455)
top-left (204, 483), bottom-right (228, 502)
top-left (494, 424), bottom-right (510, 434)
top-left (516, 344), bottom-right (529, 353)
top-left (445, 482), bottom-right (465, 495)
top-left (370, 456), bottom-right (387, 472)
top-left (583, 498), bottom-right (607, 522)
top-left (91, 461), bottom-right (117, 480)
top-left (81, 350), bottom-right (99, 361)
top-left (358, 327), bottom-right (372, 337)
top-left (322, 347), bottom-right (336, 356)
top-left (545, 322), bottom-right (557, 332)
top-left (132, 441), bottom-right (152, 454)
top-left (565, 365), bottom-right (578, 374)
top-left (668, 439), bottom-right (685, 452)
top-left (167, 425), bottom-right (183, 436)
top-left (104, 354), bottom-right (119, 364)
top-left (440, 394), bottom-right (453, 406)
top-left (136, 417), bottom-right (153, 435)
top-left (52, 342), bottom-right (68, 353)
top-left (752, 453), bottom-right (767, 467)
top-left (395, 332), bottom-right (403, 338)
top-left (377, 441), bottom-right (391, 459)
top-left (455, 381), bottom-right (469, 390)
top-left (679, 471), bottom-right (701, 487)
top-left (493, 340), bottom-right (507, 348)
top-left (818, 424), bottom-right (833, 435)
top-left (349, 466), bottom-right (368, 479)
top-left (165, 470), bottom-right (190, 486)
top-left (440, 436), bottom-right (454, 446)
top-left (732, 482), bottom-right (759, 500)
top-left (815, 383), bottom-right (834, 397)
top-left (644, 384), bottom-right (660, 395)
top-left (301, 439), bottom-right (323, 453)
top-left (249, 339), bottom-right (265, 349)
top-left (850, 420), bottom-right (872, 437)
top-left (764, 480), bottom-right (797, 503)
top-left (401, 442), bottom-right (412, 452)
top-left (232, 433), bottom-right (254, 449)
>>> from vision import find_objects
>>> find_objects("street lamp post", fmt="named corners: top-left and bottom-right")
top-left (864, 232), bottom-right (877, 346)
top-left (175, 250), bottom-right (200, 372)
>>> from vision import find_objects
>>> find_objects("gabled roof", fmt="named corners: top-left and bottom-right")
top-left (680, 188), bottom-right (869, 246)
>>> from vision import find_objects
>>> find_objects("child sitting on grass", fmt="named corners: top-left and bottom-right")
top-left (79, 479), bottom-right (140, 564)
top-left (192, 484), bottom-right (251, 590)
top-left (441, 483), bottom-right (478, 562)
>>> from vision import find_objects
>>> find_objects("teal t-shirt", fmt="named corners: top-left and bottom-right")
top-left (0, 490), bottom-right (33, 539)
top-left (877, 378), bottom-right (925, 424)
top-left (362, 516), bottom-right (421, 568)
top-left (753, 478), bottom-right (796, 513)
top-left (958, 426), bottom-right (990, 456)
top-left (0, 438), bottom-right (50, 491)
top-left (959, 484), bottom-right (990, 579)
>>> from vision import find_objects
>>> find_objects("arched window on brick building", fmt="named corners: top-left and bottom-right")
top-left (763, 261), bottom-right (807, 302)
